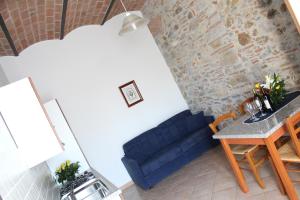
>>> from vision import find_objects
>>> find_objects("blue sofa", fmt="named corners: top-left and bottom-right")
top-left (121, 110), bottom-right (219, 189)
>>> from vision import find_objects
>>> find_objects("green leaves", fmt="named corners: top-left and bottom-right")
top-left (55, 160), bottom-right (80, 184)
top-left (269, 73), bottom-right (286, 107)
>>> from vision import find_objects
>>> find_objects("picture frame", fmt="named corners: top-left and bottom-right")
top-left (119, 80), bottom-right (143, 107)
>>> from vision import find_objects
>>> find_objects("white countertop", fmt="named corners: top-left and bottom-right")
top-left (213, 95), bottom-right (300, 139)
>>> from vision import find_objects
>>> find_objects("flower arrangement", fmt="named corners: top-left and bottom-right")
top-left (55, 160), bottom-right (80, 184)
top-left (254, 73), bottom-right (286, 107)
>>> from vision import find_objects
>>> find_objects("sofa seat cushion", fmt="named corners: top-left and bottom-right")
top-left (180, 127), bottom-right (212, 152)
top-left (141, 144), bottom-right (183, 176)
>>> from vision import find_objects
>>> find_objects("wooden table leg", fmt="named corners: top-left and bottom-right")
top-left (265, 138), bottom-right (298, 200)
top-left (268, 155), bottom-right (286, 195)
top-left (220, 139), bottom-right (249, 193)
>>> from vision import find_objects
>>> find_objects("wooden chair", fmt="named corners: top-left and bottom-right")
top-left (278, 111), bottom-right (300, 173)
top-left (267, 111), bottom-right (300, 194)
top-left (209, 112), bottom-right (266, 188)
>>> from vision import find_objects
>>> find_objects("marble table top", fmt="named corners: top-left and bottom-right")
top-left (213, 95), bottom-right (300, 139)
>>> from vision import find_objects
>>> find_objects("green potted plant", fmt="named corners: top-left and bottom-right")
top-left (264, 73), bottom-right (286, 108)
top-left (254, 73), bottom-right (286, 110)
top-left (55, 160), bottom-right (80, 185)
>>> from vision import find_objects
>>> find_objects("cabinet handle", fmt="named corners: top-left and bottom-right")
top-left (0, 112), bottom-right (18, 148)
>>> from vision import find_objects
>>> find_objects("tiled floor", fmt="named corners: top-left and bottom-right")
top-left (122, 146), bottom-right (300, 200)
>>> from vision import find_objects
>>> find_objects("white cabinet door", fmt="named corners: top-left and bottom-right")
top-left (44, 99), bottom-right (90, 175)
top-left (0, 112), bottom-right (17, 153)
top-left (0, 111), bottom-right (26, 178)
top-left (0, 78), bottom-right (63, 169)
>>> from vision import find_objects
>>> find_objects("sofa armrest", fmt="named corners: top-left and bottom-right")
top-left (205, 115), bottom-right (215, 124)
top-left (121, 156), bottom-right (150, 189)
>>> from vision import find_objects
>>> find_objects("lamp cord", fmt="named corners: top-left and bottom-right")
top-left (120, 0), bottom-right (128, 12)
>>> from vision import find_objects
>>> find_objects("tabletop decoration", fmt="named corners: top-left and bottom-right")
top-left (264, 73), bottom-right (286, 108)
top-left (244, 91), bottom-right (300, 124)
top-left (56, 160), bottom-right (80, 185)
top-left (243, 73), bottom-right (290, 124)
top-left (254, 73), bottom-right (286, 109)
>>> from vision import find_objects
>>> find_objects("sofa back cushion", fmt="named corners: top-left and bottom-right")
top-left (157, 110), bottom-right (192, 144)
top-left (123, 110), bottom-right (194, 163)
top-left (185, 111), bottom-right (207, 133)
top-left (123, 128), bottom-right (166, 164)
top-left (158, 110), bottom-right (192, 127)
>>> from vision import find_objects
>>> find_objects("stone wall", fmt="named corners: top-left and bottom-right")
top-left (142, 0), bottom-right (300, 116)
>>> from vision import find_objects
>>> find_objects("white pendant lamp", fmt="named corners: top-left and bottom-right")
top-left (119, 0), bottom-right (149, 36)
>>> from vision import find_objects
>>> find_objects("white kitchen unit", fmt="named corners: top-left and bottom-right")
top-left (44, 99), bottom-right (90, 175)
top-left (0, 78), bottom-right (63, 178)
top-left (44, 100), bottom-right (124, 200)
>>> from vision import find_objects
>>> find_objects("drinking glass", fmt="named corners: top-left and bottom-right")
top-left (254, 99), bottom-right (266, 117)
top-left (245, 102), bottom-right (259, 121)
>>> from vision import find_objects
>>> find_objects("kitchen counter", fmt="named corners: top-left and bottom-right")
top-left (91, 168), bottom-right (123, 200)
top-left (59, 168), bottom-right (123, 200)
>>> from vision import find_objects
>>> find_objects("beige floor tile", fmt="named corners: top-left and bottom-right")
top-left (212, 187), bottom-right (236, 200)
top-left (264, 189), bottom-right (289, 200)
top-left (213, 175), bottom-right (237, 192)
top-left (189, 193), bottom-right (212, 200)
top-left (236, 181), bottom-right (265, 199)
top-left (259, 163), bottom-right (274, 178)
top-left (244, 193), bottom-right (265, 200)
top-left (123, 146), bottom-right (287, 200)
top-left (263, 176), bottom-right (280, 192)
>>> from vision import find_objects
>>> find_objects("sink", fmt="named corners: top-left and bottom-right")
top-left (62, 178), bottom-right (109, 200)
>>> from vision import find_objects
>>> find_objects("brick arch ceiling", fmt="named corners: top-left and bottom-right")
top-left (0, 0), bottom-right (145, 57)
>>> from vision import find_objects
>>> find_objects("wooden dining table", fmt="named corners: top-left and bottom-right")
top-left (213, 95), bottom-right (300, 200)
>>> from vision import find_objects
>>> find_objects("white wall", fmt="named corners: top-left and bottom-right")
top-left (0, 66), bottom-right (8, 86)
top-left (0, 11), bottom-right (188, 187)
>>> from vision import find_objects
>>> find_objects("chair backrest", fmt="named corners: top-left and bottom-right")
top-left (209, 112), bottom-right (237, 134)
top-left (286, 111), bottom-right (300, 157)
top-left (239, 97), bottom-right (254, 115)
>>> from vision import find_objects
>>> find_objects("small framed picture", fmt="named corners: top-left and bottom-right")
top-left (119, 80), bottom-right (143, 107)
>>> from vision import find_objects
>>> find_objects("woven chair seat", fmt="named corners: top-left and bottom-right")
top-left (232, 145), bottom-right (258, 155)
top-left (279, 141), bottom-right (300, 163)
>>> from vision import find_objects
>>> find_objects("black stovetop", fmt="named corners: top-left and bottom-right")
top-left (60, 171), bottom-right (95, 197)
